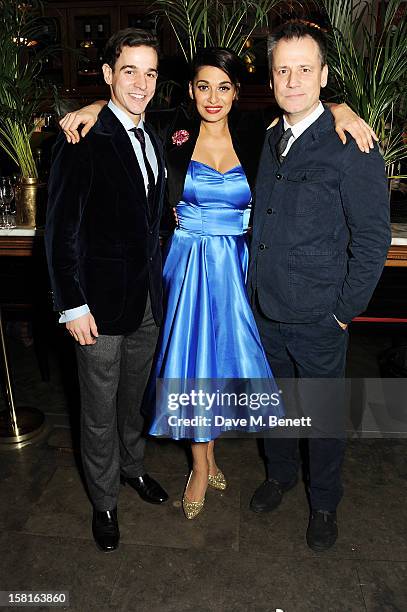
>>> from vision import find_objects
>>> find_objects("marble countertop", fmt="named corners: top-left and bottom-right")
top-left (1, 224), bottom-right (407, 244)
top-left (0, 228), bottom-right (39, 236)
top-left (390, 223), bottom-right (407, 245)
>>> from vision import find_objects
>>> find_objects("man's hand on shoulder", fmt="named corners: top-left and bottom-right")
top-left (66, 313), bottom-right (99, 345)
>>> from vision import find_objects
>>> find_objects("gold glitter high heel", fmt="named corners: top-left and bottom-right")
top-left (208, 469), bottom-right (227, 491)
top-left (182, 472), bottom-right (205, 520)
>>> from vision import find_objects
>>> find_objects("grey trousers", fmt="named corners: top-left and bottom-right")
top-left (75, 296), bottom-right (159, 511)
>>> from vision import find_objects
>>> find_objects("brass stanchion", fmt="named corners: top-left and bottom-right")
top-left (0, 306), bottom-right (45, 447)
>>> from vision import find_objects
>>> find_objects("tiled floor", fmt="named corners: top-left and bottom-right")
top-left (0, 328), bottom-right (406, 611)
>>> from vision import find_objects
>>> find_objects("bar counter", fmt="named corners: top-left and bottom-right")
top-left (1, 225), bottom-right (407, 263)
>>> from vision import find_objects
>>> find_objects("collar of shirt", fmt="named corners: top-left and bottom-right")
top-left (283, 101), bottom-right (325, 141)
top-left (107, 100), bottom-right (158, 190)
top-left (107, 100), bottom-right (145, 133)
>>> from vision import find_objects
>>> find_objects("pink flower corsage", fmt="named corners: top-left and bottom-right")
top-left (171, 129), bottom-right (190, 146)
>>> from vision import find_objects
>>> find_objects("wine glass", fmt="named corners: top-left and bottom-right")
top-left (0, 177), bottom-right (16, 228)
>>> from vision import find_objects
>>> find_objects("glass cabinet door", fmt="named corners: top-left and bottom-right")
top-left (120, 3), bottom-right (173, 57)
top-left (42, 2), bottom-right (174, 99)
top-left (68, 7), bottom-right (118, 93)
top-left (37, 7), bottom-right (69, 91)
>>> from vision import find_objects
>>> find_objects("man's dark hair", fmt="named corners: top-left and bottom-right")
top-left (103, 28), bottom-right (159, 70)
top-left (268, 20), bottom-right (328, 68)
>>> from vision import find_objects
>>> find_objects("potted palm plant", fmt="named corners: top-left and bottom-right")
top-left (154, 0), bottom-right (281, 62)
top-left (318, 0), bottom-right (407, 178)
top-left (0, 0), bottom-right (56, 226)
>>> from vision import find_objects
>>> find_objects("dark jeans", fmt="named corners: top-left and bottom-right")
top-left (76, 295), bottom-right (159, 511)
top-left (253, 297), bottom-right (348, 511)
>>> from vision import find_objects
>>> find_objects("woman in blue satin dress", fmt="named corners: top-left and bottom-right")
top-left (148, 48), bottom-right (285, 518)
top-left (59, 47), bottom-right (379, 521)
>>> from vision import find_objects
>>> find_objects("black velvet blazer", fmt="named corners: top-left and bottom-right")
top-left (45, 106), bottom-right (166, 335)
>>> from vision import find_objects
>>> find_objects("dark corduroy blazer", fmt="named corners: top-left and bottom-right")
top-left (45, 106), bottom-right (166, 335)
top-left (249, 107), bottom-right (392, 324)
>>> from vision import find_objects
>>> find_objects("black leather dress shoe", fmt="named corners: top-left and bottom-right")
top-left (120, 473), bottom-right (169, 504)
top-left (92, 507), bottom-right (119, 553)
top-left (250, 477), bottom-right (298, 513)
top-left (306, 510), bottom-right (338, 552)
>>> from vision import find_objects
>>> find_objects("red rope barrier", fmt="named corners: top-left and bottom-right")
top-left (352, 317), bottom-right (407, 323)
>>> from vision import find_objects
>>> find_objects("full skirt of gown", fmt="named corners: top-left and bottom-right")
top-left (148, 161), bottom-right (284, 441)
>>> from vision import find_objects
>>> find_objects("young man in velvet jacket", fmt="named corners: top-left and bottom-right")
top-left (45, 29), bottom-right (168, 553)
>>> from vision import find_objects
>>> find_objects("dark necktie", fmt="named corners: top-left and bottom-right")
top-left (276, 127), bottom-right (293, 164)
top-left (131, 127), bottom-right (156, 212)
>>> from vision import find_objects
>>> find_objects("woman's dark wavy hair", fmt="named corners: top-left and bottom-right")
top-left (190, 47), bottom-right (243, 95)
top-left (103, 28), bottom-right (159, 70)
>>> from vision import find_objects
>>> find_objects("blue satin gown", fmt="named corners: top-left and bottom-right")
top-left (149, 161), bottom-right (284, 441)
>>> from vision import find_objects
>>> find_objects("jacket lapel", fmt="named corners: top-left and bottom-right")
top-left (98, 107), bottom-right (150, 215)
top-left (268, 119), bottom-right (284, 166)
top-left (252, 121), bottom-right (282, 222)
top-left (144, 121), bottom-right (165, 219)
top-left (277, 107), bottom-right (332, 167)
top-left (166, 120), bottom-right (200, 207)
top-left (227, 109), bottom-right (265, 190)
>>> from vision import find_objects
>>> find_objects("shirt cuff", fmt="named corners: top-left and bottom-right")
top-left (59, 304), bottom-right (90, 323)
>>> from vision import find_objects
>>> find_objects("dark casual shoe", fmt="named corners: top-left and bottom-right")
top-left (120, 473), bottom-right (169, 504)
top-left (92, 507), bottom-right (119, 553)
top-left (250, 477), bottom-right (298, 513)
top-left (306, 510), bottom-right (338, 552)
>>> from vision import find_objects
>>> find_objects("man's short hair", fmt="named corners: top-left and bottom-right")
top-left (268, 20), bottom-right (328, 68)
top-left (103, 28), bottom-right (160, 70)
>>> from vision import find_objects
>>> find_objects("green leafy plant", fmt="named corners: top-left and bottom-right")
top-left (154, 0), bottom-right (281, 62)
top-left (317, 0), bottom-right (407, 177)
top-left (0, 0), bottom-right (57, 178)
